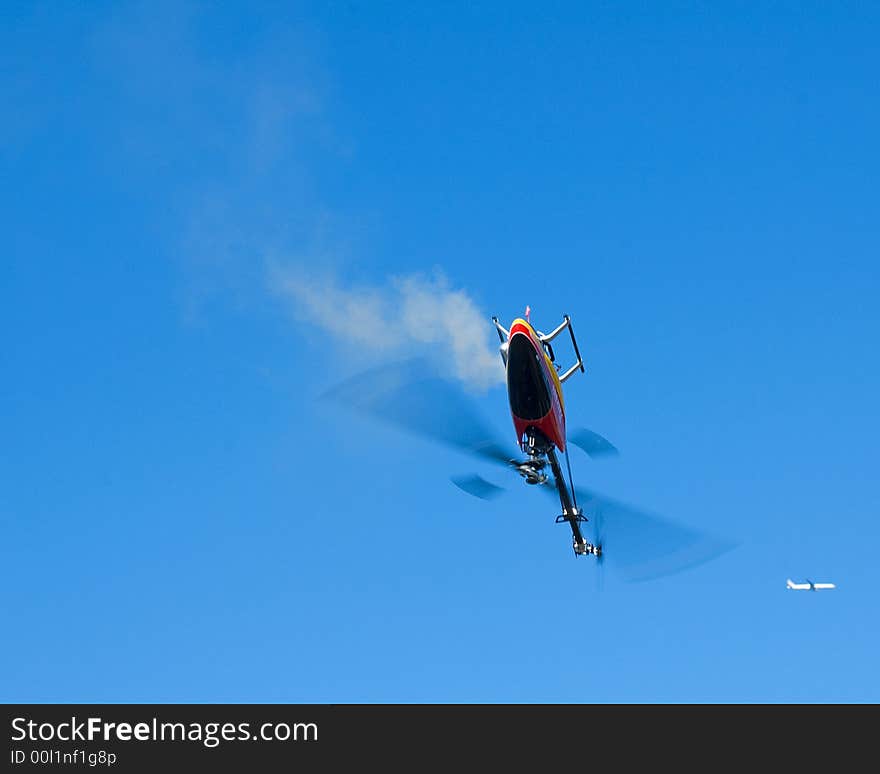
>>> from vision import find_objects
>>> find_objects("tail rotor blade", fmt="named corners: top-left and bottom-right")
top-left (594, 506), bottom-right (606, 591)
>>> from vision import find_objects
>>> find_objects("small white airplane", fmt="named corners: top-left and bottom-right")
top-left (786, 578), bottom-right (836, 591)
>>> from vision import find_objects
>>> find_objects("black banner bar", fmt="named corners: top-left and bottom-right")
top-left (2, 704), bottom-right (872, 771)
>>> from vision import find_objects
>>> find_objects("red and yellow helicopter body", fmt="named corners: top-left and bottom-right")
top-left (504, 317), bottom-right (568, 453)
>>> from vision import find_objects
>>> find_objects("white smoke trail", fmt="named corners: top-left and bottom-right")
top-left (271, 268), bottom-right (504, 391)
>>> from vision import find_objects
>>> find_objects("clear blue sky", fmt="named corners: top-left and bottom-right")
top-left (3, 1), bottom-right (878, 702)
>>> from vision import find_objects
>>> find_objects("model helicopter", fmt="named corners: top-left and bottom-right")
top-left (490, 309), bottom-right (601, 557)
top-left (324, 308), bottom-right (733, 579)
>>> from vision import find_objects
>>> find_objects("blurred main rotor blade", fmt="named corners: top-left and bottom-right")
top-left (323, 359), bottom-right (515, 466)
top-left (451, 474), bottom-right (505, 500)
top-left (577, 487), bottom-right (735, 581)
top-left (569, 428), bottom-right (619, 458)
top-left (543, 484), bottom-right (734, 581)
